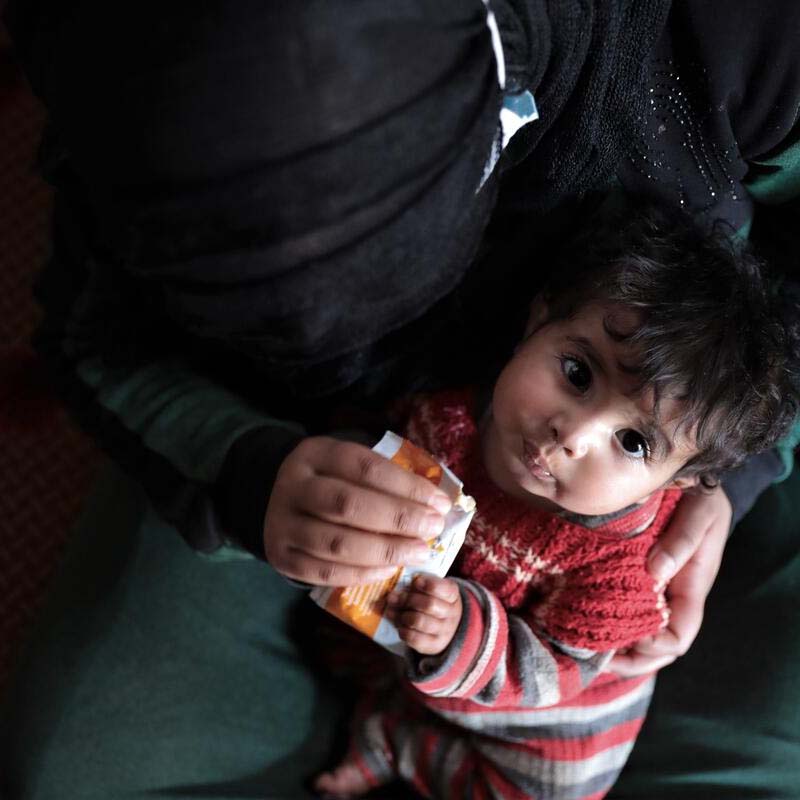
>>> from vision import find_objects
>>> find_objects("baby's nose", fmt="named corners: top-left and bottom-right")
top-left (556, 414), bottom-right (608, 458)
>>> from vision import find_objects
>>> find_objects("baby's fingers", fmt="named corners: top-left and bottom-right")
top-left (397, 627), bottom-right (445, 655)
top-left (411, 575), bottom-right (460, 603)
top-left (388, 578), bottom-right (459, 620)
top-left (389, 607), bottom-right (442, 637)
top-left (397, 591), bottom-right (452, 621)
top-left (387, 607), bottom-right (450, 655)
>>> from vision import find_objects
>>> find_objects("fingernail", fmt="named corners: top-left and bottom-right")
top-left (414, 575), bottom-right (428, 590)
top-left (648, 550), bottom-right (676, 582)
top-left (421, 513), bottom-right (445, 536)
top-left (429, 492), bottom-right (452, 515)
top-left (386, 591), bottom-right (401, 605)
top-left (406, 546), bottom-right (430, 565)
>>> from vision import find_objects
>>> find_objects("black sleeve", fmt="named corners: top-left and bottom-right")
top-left (721, 449), bottom-right (786, 529)
top-left (30, 190), bottom-right (306, 559)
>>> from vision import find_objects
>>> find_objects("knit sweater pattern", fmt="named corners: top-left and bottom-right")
top-left (350, 391), bottom-right (681, 800)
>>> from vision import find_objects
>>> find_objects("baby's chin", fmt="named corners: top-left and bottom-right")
top-left (505, 470), bottom-right (563, 512)
top-left (517, 474), bottom-right (644, 516)
top-left (555, 493), bottom-right (651, 517)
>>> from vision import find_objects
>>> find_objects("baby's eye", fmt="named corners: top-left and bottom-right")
top-left (561, 356), bottom-right (592, 392)
top-left (617, 429), bottom-right (649, 459)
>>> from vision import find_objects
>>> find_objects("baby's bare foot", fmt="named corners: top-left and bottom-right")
top-left (313, 759), bottom-right (372, 799)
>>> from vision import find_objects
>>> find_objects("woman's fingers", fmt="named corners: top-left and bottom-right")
top-left (606, 649), bottom-right (676, 678)
top-left (632, 516), bottom-right (726, 659)
top-left (276, 550), bottom-right (400, 586)
top-left (308, 438), bottom-right (453, 514)
top-left (288, 519), bottom-right (431, 568)
top-left (627, 592), bottom-right (703, 659)
top-left (297, 475), bottom-right (447, 539)
top-left (646, 487), bottom-right (731, 583)
top-left (264, 436), bottom-right (454, 583)
top-left (608, 488), bottom-right (731, 677)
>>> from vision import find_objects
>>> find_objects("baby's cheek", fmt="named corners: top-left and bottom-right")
top-left (494, 355), bottom-right (550, 419)
top-left (596, 469), bottom-right (652, 513)
top-left (563, 466), bottom-right (629, 515)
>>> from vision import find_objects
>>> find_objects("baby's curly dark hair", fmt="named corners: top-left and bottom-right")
top-left (542, 202), bottom-right (800, 488)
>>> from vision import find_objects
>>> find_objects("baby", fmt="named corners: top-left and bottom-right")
top-left (313, 206), bottom-right (799, 800)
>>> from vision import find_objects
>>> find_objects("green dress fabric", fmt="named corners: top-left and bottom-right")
top-left (4, 463), bottom-right (800, 800)
top-left (0, 465), bottom-right (345, 800)
top-left (745, 139), bottom-right (800, 206)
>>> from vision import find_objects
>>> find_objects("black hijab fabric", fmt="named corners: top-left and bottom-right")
top-left (17, 0), bottom-right (797, 411)
top-left (496, 0), bottom-right (672, 213)
top-left (8, 0), bottom-right (502, 403)
top-left (617, 1), bottom-right (800, 234)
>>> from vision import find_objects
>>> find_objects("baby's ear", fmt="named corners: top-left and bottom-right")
top-left (523, 296), bottom-right (549, 338)
top-left (668, 474), bottom-right (700, 490)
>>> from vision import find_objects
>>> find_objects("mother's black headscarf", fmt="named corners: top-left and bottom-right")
top-left (6, 0), bottom-right (670, 410)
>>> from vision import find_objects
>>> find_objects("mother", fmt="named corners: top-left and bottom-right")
top-left (3, 1), bottom-right (800, 798)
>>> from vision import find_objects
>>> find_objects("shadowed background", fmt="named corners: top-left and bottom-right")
top-left (0, 22), bottom-right (99, 694)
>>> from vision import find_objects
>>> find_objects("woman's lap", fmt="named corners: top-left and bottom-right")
top-left (0, 464), bottom-right (344, 800)
top-left (4, 464), bottom-right (800, 800)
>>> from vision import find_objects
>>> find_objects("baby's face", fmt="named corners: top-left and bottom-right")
top-left (481, 303), bottom-right (699, 515)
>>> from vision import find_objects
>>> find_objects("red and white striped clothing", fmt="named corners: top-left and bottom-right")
top-left (349, 391), bottom-right (680, 799)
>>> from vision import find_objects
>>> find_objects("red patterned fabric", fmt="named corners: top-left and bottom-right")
top-left (0, 27), bottom-right (99, 691)
top-left (346, 389), bottom-right (681, 799)
top-left (406, 389), bottom-right (679, 650)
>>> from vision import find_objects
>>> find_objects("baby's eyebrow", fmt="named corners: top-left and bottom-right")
top-left (566, 335), bottom-right (639, 378)
top-left (640, 418), bottom-right (674, 461)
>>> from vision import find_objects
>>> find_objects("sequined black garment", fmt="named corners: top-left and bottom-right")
top-left (618, 2), bottom-right (800, 232)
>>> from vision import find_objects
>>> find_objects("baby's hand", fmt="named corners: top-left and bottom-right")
top-left (386, 575), bottom-right (462, 655)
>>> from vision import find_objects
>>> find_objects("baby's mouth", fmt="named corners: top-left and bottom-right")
top-left (522, 440), bottom-right (556, 482)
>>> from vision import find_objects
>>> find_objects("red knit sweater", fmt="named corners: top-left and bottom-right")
top-left (348, 390), bottom-right (683, 799)
top-left (406, 389), bottom-right (679, 651)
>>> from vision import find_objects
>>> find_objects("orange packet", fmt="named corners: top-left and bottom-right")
top-left (310, 432), bottom-right (475, 654)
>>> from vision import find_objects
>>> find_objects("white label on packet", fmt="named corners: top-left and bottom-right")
top-left (310, 431), bottom-right (476, 655)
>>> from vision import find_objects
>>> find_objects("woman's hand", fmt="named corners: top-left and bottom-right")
top-left (263, 436), bottom-right (453, 586)
top-left (609, 486), bottom-right (732, 676)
